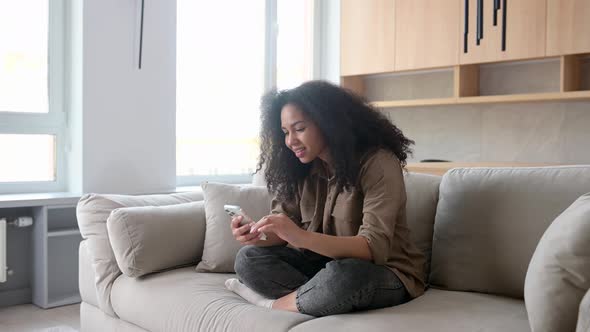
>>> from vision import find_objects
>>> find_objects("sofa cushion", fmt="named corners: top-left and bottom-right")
top-left (525, 193), bottom-right (590, 332)
top-left (107, 201), bottom-right (206, 278)
top-left (430, 165), bottom-right (590, 298)
top-left (289, 288), bottom-right (529, 332)
top-left (76, 191), bottom-right (204, 316)
top-left (110, 267), bottom-right (314, 332)
top-left (79, 240), bottom-right (99, 308)
top-left (403, 172), bottom-right (441, 282)
top-left (197, 182), bottom-right (272, 272)
top-left (81, 302), bottom-right (146, 332)
top-left (577, 289), bottom-right (590, 332)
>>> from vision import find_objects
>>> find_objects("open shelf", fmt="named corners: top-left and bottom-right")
top-left (32, 204), bottom-right (82, 309)
top-left (343, 54), bottom-right (590, 109)
top-left (373, 90), bottom-right (590, 108)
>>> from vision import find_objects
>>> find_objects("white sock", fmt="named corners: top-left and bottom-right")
top-left (225, 278), bottom-right (275, 309)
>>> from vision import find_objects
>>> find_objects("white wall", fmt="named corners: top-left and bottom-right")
top-left (318, 0), bottom-right (340, 84)
top-left (70, 0), bottom-right (177, 194)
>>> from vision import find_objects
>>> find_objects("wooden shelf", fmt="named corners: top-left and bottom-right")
top-left (373, 90), bottom-right (590, 109)
top-left (407, 162), bottom-right (561, 176)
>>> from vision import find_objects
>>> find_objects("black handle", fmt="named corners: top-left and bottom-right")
top-left (479, 0), bottom-right (484, 40)
top-left (464, 0), bottom-right (469, 53)
top-left (139, 0), bottom-right (145, 69)
top-left (476, 0), bottom-right (481, 45)
top-left (502, 0), bottom-right (507, 51)
top-left (493, 0), bottom-right (499, 26)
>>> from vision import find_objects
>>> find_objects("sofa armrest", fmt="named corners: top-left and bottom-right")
top-left (577, 288), bottom-right (590, 332)
top-left (79, 240), bottom-right (99, 307)
top-left (76, 191), bottom-right (203, 317)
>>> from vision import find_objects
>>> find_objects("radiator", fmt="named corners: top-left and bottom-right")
top-left (0, 218), bottom-right (5, 283)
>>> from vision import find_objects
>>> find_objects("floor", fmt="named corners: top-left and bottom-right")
top-left (0, 303), bottom-right (80, 332)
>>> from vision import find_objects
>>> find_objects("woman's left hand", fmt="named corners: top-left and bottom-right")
top-left (251, 213), bottom-right (306, 247)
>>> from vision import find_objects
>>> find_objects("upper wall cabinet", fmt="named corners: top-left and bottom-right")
top-left (546, 0), bottom-right (590, 56)
top-left (395, 0), bottom-right (461, 71)
top-left (340, 0), bottom-right (395, 76)
top-left (459, 0), bottom-right (547, 64)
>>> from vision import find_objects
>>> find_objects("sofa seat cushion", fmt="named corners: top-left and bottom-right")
top-left (290, 288), bottom-right (530, 332)
top-left (110, 267), bottom-right (314, 332)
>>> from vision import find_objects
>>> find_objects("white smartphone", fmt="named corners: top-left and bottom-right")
top-left (223, 204), bottom-right (253, 226)
top-left (223, 204), bottom-right (267, 240)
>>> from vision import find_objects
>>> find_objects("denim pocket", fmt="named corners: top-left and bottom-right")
top-left (368, 285), bottom-right (408, 310)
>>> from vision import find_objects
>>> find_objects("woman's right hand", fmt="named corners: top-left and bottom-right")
top-left (231, 216), bottom-right (262, 245)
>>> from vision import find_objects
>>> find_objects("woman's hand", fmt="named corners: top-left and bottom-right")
top-left (230, 216), bottom-right (262, 245)
top-left (251, 213), bottom-right (306, 247)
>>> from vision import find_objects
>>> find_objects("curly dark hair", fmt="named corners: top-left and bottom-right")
top-left (257, 80), bottom-right (414, 202)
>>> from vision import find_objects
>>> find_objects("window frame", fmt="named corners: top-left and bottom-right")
top-left (0, 0), bottom-right (67, 194)
top-left (176, 0), bottom-right (320, 186)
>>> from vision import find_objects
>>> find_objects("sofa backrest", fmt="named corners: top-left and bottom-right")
top-left (76, 191), bottom-right (204, 317)
top-left (403, 172), bottom-right (442, 281)
top-left (430, 165), bottom-right (590, 299)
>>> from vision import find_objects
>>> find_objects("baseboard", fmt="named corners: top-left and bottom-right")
top-left (0, 287), bottom-right (32, 307)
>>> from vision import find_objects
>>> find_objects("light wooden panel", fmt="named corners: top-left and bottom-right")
top-left (546, 0), bottom-right (590, 56)
top-left (561, 55), bottom-right (581, 92)
top-left (460, 0), bottom-right (547, 64)
top-left (340, 76), bottom-right (366, 97)
top-left (394, 0), bottom-right (461, 71)
top-left (454, 64), bottom-right (480, 97)
top-left (407, 162), bottom-right (560, 176)
top-left (340, 0), bottom-right (395, 76)
top-left (373, 90), bottom-right (590, 108)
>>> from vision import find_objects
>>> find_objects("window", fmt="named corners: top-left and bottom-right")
top-left (0, 0), bottom-right (66, 194)
top-left (176, 0), bottom-right (316, 186)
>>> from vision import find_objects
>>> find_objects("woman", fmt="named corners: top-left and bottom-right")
top-left (225, 80), bottom-right (425, 317)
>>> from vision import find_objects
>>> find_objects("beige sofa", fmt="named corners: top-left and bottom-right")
top-left (76, 166), bottom-right (590, 332)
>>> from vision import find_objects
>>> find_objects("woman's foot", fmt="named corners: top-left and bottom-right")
top-left (225, 278), bottom-right (275, 309)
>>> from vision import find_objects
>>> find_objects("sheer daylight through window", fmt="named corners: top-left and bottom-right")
top-left (176, 0), bottom-right (265, 182)
top-left (177, 0), bottom-right (315, 184)
top-left (0, 0), bottom-right (63, 193)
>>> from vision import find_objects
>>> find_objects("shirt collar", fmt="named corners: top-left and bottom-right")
top-left (310, 158), bottom-right (334, 181)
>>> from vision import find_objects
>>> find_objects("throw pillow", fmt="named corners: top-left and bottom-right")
top-left (196, 182), bottom-right (273, 272)
top-left (107, 201), bottom-right (206, 277)
top-left (525, 193), bottom-right (590, 332)
top-left (577, 289), bottom-right (590, 332)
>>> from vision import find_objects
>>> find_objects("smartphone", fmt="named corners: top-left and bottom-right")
top-left (223, 205), bottom-right (253, 226)
top-left (224, 204), bottom-right (268, 240)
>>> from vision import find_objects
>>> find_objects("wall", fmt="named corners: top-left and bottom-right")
top-left (364, 60), bottom-right (590, 164)
top-left (70, 0), bottom-right (177, 194)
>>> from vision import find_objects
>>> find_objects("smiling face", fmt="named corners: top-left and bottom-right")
top-left (280, 103), bottom-right (330, 164)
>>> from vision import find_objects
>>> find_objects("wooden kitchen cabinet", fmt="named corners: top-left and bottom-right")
top-left (395, 0), bottom-right (461, 71)
top-left (546, 0), bottom-right (590, 56)
top-left (340, 0), bottom-right (395, 76)
top-left (459, 0), bottom-right (547, 64)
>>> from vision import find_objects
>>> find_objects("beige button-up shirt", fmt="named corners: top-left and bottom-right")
top-left (271, 149), bottom-right (426, 298)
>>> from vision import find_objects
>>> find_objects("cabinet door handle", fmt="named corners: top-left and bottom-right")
top-left (493, 0), bottom-right (500, 26)
top-left (501, 0), bottom-right (507, 51)
top-left (464, 0), bottom-right (469, 53)
top-left (479, 0), bottom-right (484, 40)
top-left (476, 0), bottom-right (481, 45)
top-left (138, 0), bottom-right (145, 69)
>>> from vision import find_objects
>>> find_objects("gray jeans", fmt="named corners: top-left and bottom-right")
top-left (234, 245), bottom-right (409, 317)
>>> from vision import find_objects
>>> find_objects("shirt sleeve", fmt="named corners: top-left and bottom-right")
top-left (270, 195), bottom-right (304, 228)
top-left (357, 151), bottom-right (406, 266)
